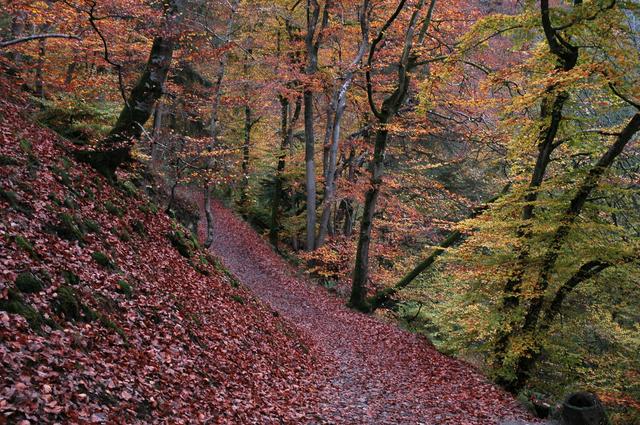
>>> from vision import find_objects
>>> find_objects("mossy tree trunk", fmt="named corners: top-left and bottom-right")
top-left (349, 0), bottom-right (435, 311)
top-left (84, 0), bottom-right (182, 178)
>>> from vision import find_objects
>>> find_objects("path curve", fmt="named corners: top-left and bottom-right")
top-left (207, 200), bottom-right (535, 425)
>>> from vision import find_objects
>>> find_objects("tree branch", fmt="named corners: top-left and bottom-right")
top-left (0, 33), bottom-right (80, 49)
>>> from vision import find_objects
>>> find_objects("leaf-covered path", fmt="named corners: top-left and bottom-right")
top-left (205, 200), bottom-right (534, 425)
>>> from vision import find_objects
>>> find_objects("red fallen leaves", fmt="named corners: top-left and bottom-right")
top-left (203, 199), bottom-right (540, 424)
top-left (0, 85), bottom-right (321, 423)
top-left (1, 73), bottom-right (536, 423)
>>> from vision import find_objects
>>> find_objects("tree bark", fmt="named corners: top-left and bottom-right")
top-left (492, 0), bottom-right (580, 375)
top-left (350, 125), bottom-right (390, 310)
top-left (369, 183), bottom-right (510, 310)
top-left (240, 48), bottom-right (254, 207)
top-left (303, 0), bottom-right (332, 251)
top-left (304, 89), bottom-right (318, 250)
top-left (349, 0), bottom-right (432, 311)
top-left (504, 113), bottom-right (640, 392)
top-left (270, 96), bottom-right (302, 248)
top-left (317, 1), bottom-right (369, 247)
top-left (77, 0), bottom-right (182, 179)
top-left (151, 102), bottom-right (164, 166)
top-left (203, 1), bottom-right (238, 248)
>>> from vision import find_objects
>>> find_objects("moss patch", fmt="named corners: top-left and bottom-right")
top-left (63, 196), bottom-right (77, 210)
top-left (19, 139), bottom-right (32, 154)
top-left (116, 227), bottom-right (131, 242)
top-left (53, 285), bottom-right (99, 323)
top-left (53, 213), bottom-right (85, 241)
top-left (138, 202), bottom-right (158, 215)
top-left (99, 314), bottom-right (127, 341)
top-left (51, 165), bottom-right (72, 187)
top-left (104, 200), bottom-right (124, 217)
top-left (116, 279), bottom-right (133, 298)
top-left (231, 294), bottom-right (245, 305)
top-left (0, 289), bottom-right (48, 330)
top-left (54, 286), bottom-right (82, 321)
top-left (167, 230), bottom-right (194, 258)
top-left (91, 251), bottom-right (115, 269)
top-left (131, 219), bottom-right (146, 236)
top-left (83, 218), bottom-right (101, 234)
top-left (15, 235), bottom-right (39, 259)
top-left (1, 189), bottom-right (34, 216)
top-left (120, 180), bottom-right (138, 198)
top-left (62, 270), bottom-right (80, 286)
top-left (15, 272), bottom-right (44, 293)
top-left (0, 154), bottom-right (20, 166)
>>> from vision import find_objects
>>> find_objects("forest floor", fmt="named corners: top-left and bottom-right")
top-left (204, 200), bottom-right (539, 425)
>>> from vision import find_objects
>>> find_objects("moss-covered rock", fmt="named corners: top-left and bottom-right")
top-left (0, 289), bottom-right (47, 330)
top-left (54, 286), bottom-right (82, 320)
top-left (63, 196), bottom-right (77, 210)
top-left (53, 212), bottom-right (85, 241)
top-left (61, 270), bottom-right (80, 286)
top-left (138, 201), bottom-right (159, 215)
top-left (83, 218), bottom-right (101, 234)
top-left (116, 279), bottom-right (133, 297)
top-left (51, 165), bottom-right (72, 187)
top-left (1, 189), bottom-right (34, 216)
top-left (167, 230), bottom-right (194, 258)
top-left (54, 286), bottom-right (97, 322)
top-left (0, 154), bottom-right (20, 166)
top-left (120, 180), bottom-right (138, 198)
top-left (104, 200), bottom-right (124, 217)
top-left (116, 227), bottom-right (131, 242)
top-left (131, 219), bottom-right (146, 236)
top-left (15, 235), bottom-right (39, 259)
top-left (91, 251), bottom-right (115, 268)
top-left (19, 139), bottom-right (32, 154)
top-left (15, 272), bottom-right (43, 293)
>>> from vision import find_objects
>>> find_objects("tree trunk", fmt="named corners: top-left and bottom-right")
top-left (204, 185), bottom-right (215, 247)
top-left (241, 102), bottom-right (252, 204)
top-left (304, 89), bottom-right (317, 251)
top-left (270, 96), bottom-right (302, 248)
top-left (270, 96), bottom-right (289, 248)
top-left (64, 62), bottom-right (76, 86)
top-left (151, 102), bottom-right (164, 166)
top-left (317, 2), bottom-right (368, 246)
top-left (321, 103), bottom-right (334, 177)
top-left (84, 35), bottom-right (175, 178)
top-left (349, 0), bottom-right (428, 311)
top-left (317, 94), bottom-right (342, 247)
top-left (350, 125), bottom-right (388, 310)
top-left (505, 113), bottom-right (640, 392)
top-left (303, 0), bottom-right (332, 251)
top-left (34, 36), bottom-right (46, 98)
top-left (342, 199), bottom-right (355, 236)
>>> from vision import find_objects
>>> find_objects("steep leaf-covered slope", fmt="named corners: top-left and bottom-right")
top-left (0, 88), bottom-right (321, 423)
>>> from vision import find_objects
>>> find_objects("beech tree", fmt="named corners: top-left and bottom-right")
top-left (349, 0), bottom-right (437, 311)
top-left (84, 0), bottom-right (185, 178)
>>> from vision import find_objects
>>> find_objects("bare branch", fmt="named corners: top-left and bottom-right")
top-left (0, 33), bottom-right (80, 49)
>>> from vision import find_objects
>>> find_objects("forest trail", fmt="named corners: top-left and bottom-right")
top-left (205, 200), bottom-right (535, 425)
